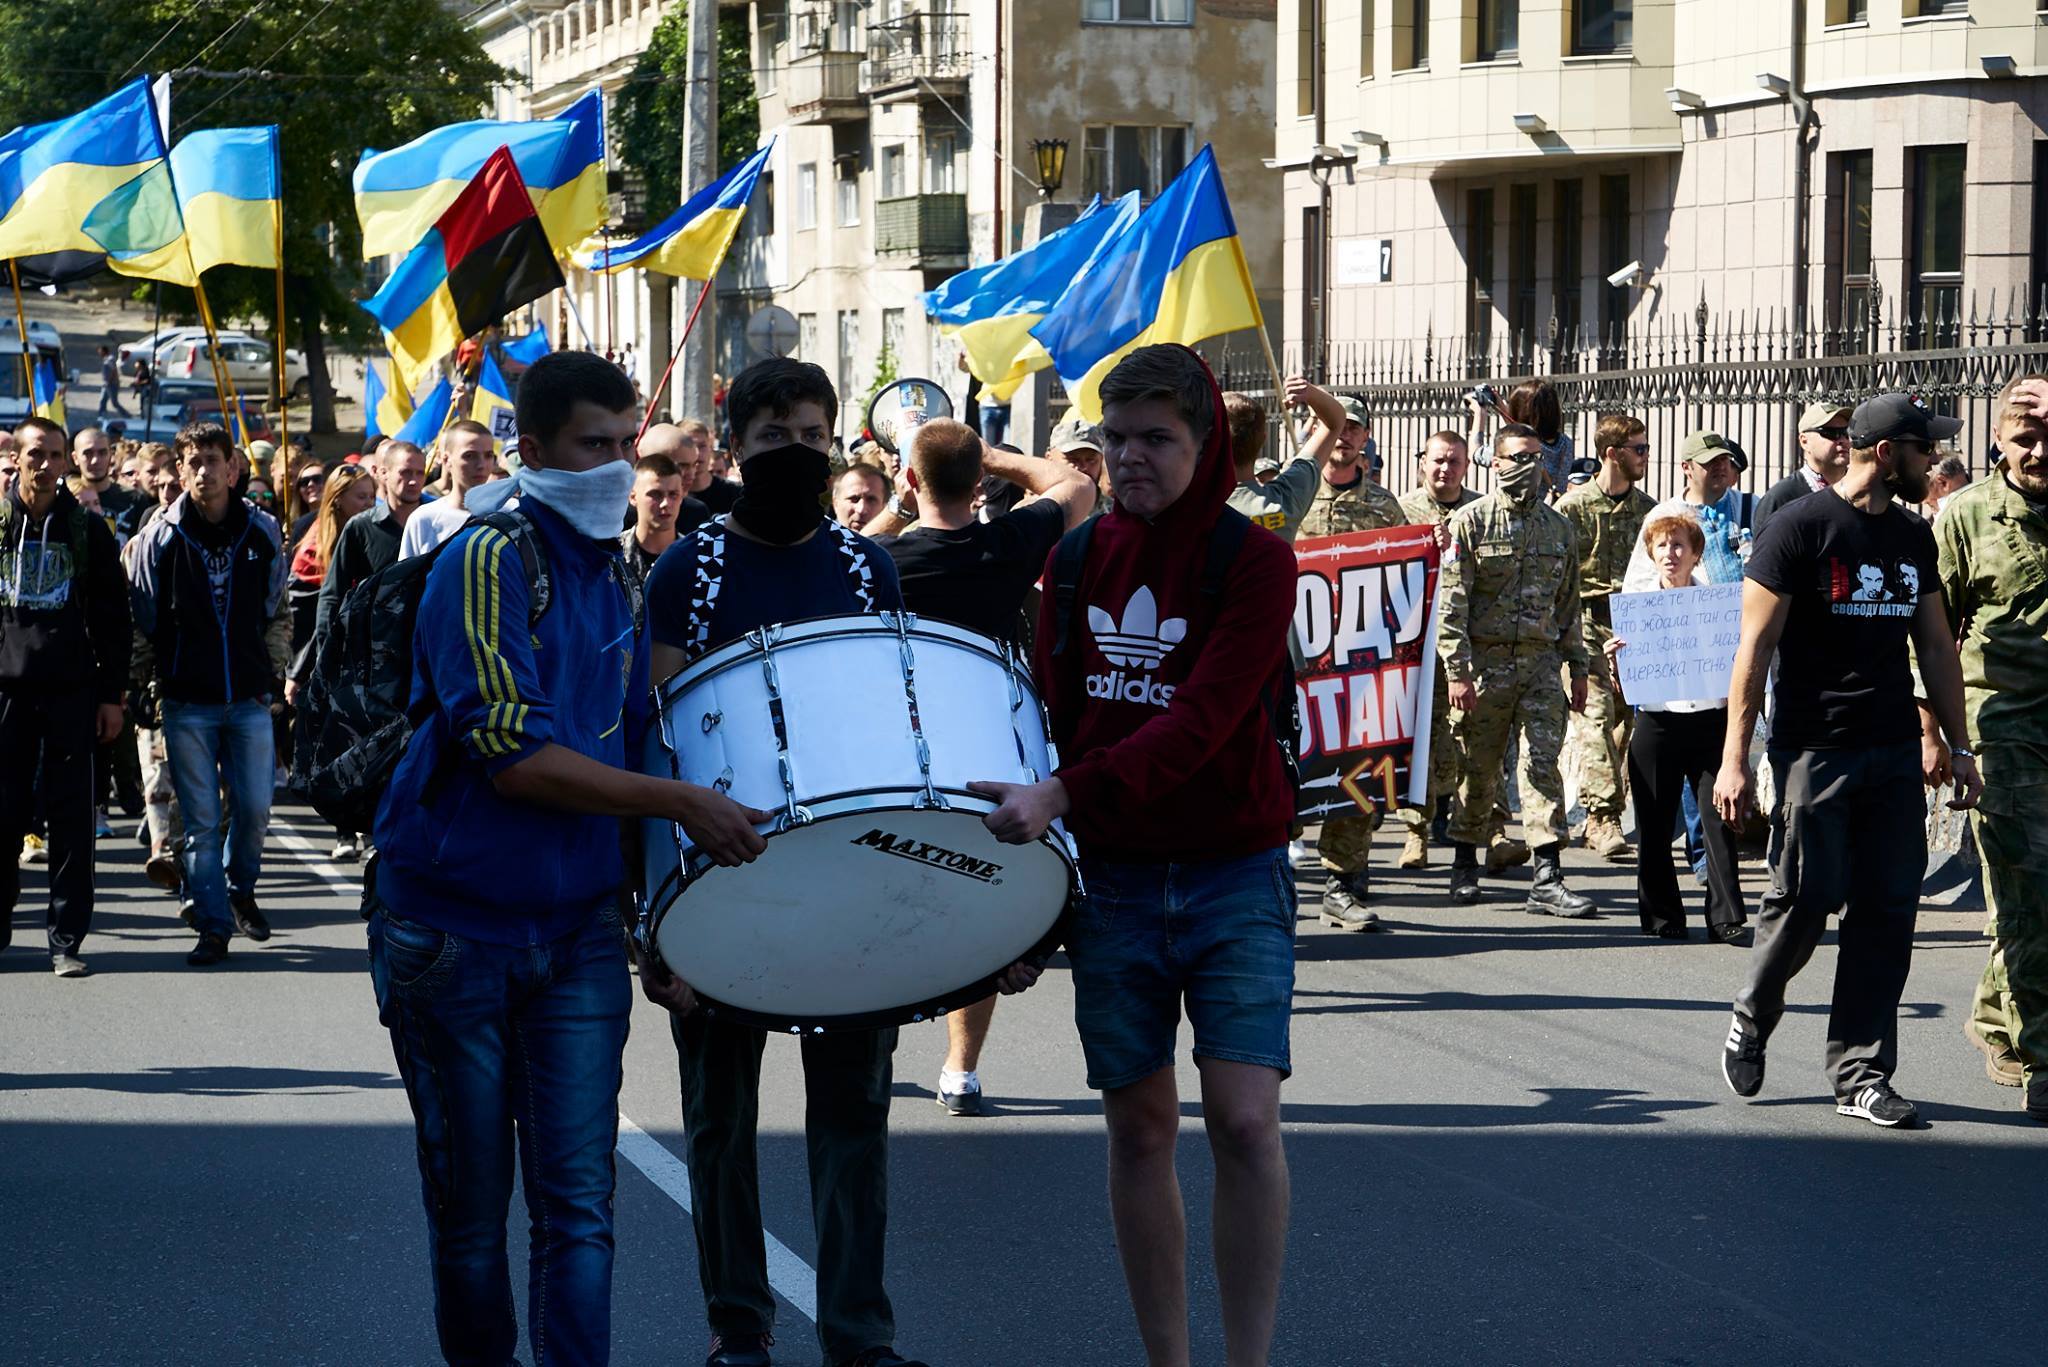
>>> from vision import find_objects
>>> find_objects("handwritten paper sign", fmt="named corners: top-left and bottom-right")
top-left (1608, 582), bottom-right (1744, 708)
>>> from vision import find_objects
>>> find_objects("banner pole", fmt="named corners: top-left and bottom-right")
top-left (192, 278), bottom-right (246, 448)
top-left (638, 271), bottom-right (714, 443)
top-left (9, 262), bottom-right (33, 398)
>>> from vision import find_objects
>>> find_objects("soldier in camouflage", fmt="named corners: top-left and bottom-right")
top-left (1294, 385), bottom-right (1407, 931)
top-left (1936, 374), bottom-right (2048, 1123)
top-left (1437, 426), bottom-right (1598, 916)
top-left (1395, 431), bottom-right (1479, 871)
top-left (1555, 414), bottom-right (1657, 862)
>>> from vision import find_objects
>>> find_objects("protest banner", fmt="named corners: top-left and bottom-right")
top-left (1607, 581), bottom-right (1745, 707)
top-left (1290, 525), bottom-right (1440, 820)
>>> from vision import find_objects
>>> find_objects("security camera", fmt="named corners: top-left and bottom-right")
top-left (1606, 260), bottom-right (1646, 289)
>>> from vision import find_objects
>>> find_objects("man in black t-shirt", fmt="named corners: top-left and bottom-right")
top-left (868, 416), bottom-right (1094, 1114)
top-left (1712, 393), bottom-right (1982, 1130)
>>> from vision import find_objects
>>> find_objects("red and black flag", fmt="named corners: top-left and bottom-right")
top-left (363, 145), bottom-right (566, 390)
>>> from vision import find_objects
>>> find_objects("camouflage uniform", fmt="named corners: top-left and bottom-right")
top-left (1554, 481), bottom-right (1657, 826)
top-left (1303, 471), bottom-right (1410, 876)
top-left (1396, 485), bottom-right (1480, 842)
top-left (1936, 466), bottom-right (2048, 1111)
top-left (1437, 491), bottom-right (1588, 850)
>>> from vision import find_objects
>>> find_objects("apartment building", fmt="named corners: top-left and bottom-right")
top-left (1276, 0), bottom-right (2048, 367)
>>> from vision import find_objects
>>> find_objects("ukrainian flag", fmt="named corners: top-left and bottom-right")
top-left (578, 141), bottom-right (774, 279)
top-left (393, 372), bottom-right (454, 447)
top-left (363, 357), bottom-right (413, 440)
top-left (470, 349), bottom-right (517, 451)
top-left (922, 194), bottom-right (1123, 403)
top-left (0, 79), bottom-right (164, 258)
top-left (84, 126), bottom-right (282, 285)
top-left (354, 89), bottom-right (604, 260)
top-left (31, 354), bottom-right (65, 427)
top-left (1029, 147), bottom-right (1265, 422)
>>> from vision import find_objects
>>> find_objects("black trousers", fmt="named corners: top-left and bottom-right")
top-left (1627, 707), bottom-right (1745, 935)
top-left (0, 689), bottom-right (96, 954)
top-left (671, 1013), bottom-right (897, 1363)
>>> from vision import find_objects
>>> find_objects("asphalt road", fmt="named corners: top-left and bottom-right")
top-left (2, 809), bottom-right (2043, 1367)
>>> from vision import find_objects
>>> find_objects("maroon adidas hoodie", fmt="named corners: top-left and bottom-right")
top-left (1033, 349), bottom-right (1297, 863)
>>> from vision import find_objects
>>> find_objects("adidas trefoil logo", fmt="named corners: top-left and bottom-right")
top-left (1087, 587), bottom-right (1187, 668)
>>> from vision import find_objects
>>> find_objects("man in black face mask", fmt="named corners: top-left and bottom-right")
top-left (640, 358), bottom-right (931, 1367)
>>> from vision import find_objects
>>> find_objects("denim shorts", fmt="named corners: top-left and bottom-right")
top-left (1066, 847), bottom-right (1297, 1090)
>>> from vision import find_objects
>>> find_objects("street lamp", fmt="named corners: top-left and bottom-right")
top-left (1030, 138), bottom-right (1067, 201)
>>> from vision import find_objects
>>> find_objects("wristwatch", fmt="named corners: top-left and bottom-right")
top-left (1949, 744), bottom-right (1975, 760)
top-left (887, 494), bottom-right (914, 520)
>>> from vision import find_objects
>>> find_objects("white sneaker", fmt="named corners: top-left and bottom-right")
top-left (329, 838), bottom-right (360, 863)
top-left (52, 953), bottom-right (89, 978)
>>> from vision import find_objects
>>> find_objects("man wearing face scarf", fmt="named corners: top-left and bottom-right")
top-left (1437, 424), bottom-right (1599, 915)
top-left (640, 359), bottom-right (945, 1367)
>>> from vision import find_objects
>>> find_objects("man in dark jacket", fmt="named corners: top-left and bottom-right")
top-left (1, 416), bottom-right (130, 975)
top-left (128, 422), bottom-right (290, 964)
top-left (313, 437), bottom-right (426, 643)
top-left (1753, 400), bottom-right (1852, 542)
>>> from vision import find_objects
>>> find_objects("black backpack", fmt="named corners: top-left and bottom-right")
top-left (1049, 507), bottom-right (1303, 803)
top-left (293, 511), bottom-right (553, 834)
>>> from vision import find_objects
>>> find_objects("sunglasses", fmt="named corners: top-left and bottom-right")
top-left (1814, 425), bottom-right (1849, 441)
top-left (297, 473), bottom-right (327, 487)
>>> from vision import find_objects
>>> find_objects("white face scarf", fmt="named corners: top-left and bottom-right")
top-left (465, 459), bottom-right (634, 540)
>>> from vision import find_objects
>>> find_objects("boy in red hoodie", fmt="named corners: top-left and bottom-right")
top-left (973, 345), bottom-right (1297, 1367)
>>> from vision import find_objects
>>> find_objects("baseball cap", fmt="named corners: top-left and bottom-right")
top-left (1051, 416), bottom-right (1106, 454)
top-left (1337, 396), bottom-right (1372, 429)
top-left (1680, 430), bottom-right (1735, 465)
top-left (1254, 454), bottom-right (1282, 477)
top-left (1797, 399), bottom-right (1852, 434)
top-left (1848, 393), bottom-right (1964, 448)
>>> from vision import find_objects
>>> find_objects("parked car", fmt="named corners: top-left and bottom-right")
top-left (0, 336), bottom-right (69, 428)
top-left (131, 380), bottom-right (275, 444)
top-left (159, 335), bottom-right (310, 400)
top-left (116, 326), bottom-right (207, 372)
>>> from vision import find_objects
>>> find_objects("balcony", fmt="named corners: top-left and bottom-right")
top-left (860, 11), bottom-right (970, 100)
top-left (783, 49), bottom-right (866, 123)
top-left (874, 193), bottom-right (968, 269)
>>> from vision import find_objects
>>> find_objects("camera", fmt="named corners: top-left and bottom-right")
top-left (1466, 383), bottom-right (1499, 411)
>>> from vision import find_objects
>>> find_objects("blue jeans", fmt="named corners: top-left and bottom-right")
top-left (161, 698), bottom-right (274, 939)
top-left (1068, 847), bottom-right (1297, 1090)
top-left (1680, 778), bottom-right (1708, 878)
top-left (370, 901), bottom-right (631, 1367)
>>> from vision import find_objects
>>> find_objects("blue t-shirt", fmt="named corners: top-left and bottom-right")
top-left (645, 516), bottom-right (903, 655)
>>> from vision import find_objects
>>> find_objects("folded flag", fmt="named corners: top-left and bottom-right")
top-left (578, 141), bottom-right (774, 279)
top-left (393, 371), bottom-right (454, 447)
top-left (85, 125), bottom-right (282, 285)
top-left (0, 78), bottom-right (164, 258)
top-left (31, 354), bottom-right (65, 427)
top-left (355, 89), bottom-right (604, 260)
top-left (363, 357), bottom-right (414, 440)
top-left (1029, 146), bottom-right (1264, 422)
top-left (470, 348), bottom-right (518, 451)
top-left (501, 324), bottom-right (551, 366)
top-left (362, 145), bottom-right (566, 393)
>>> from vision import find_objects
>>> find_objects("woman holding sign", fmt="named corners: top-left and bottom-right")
top-left (1606, 514), bottom-right (1750, 944)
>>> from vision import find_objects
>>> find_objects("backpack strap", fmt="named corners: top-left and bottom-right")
top-left (473, 510), bottom-right (552, 626)
top-left (1049, 516), bottom-right (1098, 656)
top-left (1200, 507), bottom-right (1252, 599)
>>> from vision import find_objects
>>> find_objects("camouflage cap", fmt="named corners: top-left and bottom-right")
top-left (1796, 399), bottom-right (1852, 434)
top-left (1337, 395), bottom-right (1372, 429)
top-left (1051, 416), bottom-right (1106, 454)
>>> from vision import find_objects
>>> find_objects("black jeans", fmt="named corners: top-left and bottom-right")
top-left (1626, 707), bottom-right (1745, 935)
top-left (1734, 741), bottom-right (1926, 1097)
top-left (671, 1014), bottom-right (897, 1364)
top-left (0, 689), bottom-right (96, 955)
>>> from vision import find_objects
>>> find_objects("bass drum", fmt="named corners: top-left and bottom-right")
top-left (640, 613), bottom-right (1076, 1033)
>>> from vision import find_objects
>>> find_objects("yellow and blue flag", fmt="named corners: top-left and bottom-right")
top-left (0, 78), bottom-right (165, 258)
top-left (84, 126), bottom-right (282, 285)
top-left (501, 324), bottom-right (550, 366)
top-left (363, 358), bottom-right (414, 440)
top-left (355, 89), bottom-right (604, 260)
top-left (1029, 147), bottom-right (1264, 422)
top-left (393, 372), bottom-right (454, 447)
top-left (578, 141), bottom-right (774, 279)
top-left (922, 194), bottom-right (1120, 402)
top-left (470, 349), bottom-right (517, 451)
top-left (31, 354), bottom-right (65, 427)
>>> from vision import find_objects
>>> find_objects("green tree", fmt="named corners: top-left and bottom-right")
top-left (612, 5), bottom-right (760, 216)
top-left (0, 0), bottom-right (509, 432)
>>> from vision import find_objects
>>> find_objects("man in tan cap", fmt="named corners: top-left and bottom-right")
top-left (1754, 400), bottom-right (1852, 542)
top-left (1049, 415), bottom-right (1110, 520)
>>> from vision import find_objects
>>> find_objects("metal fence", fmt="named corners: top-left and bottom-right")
top-left (1194, 290), bottom-right (2048, 505)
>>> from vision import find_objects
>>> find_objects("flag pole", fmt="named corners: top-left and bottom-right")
top-left (8, 261), bottom-right (32, 398)
top-left (1228, 246), bottom-right (1299, 459)
top-left (191, 277), bottom-right (247, 448)
top-left (274, 254), bottom-right (292, 525)
top-left (638, 268), bottom-right (714, 442)
top-left (561, 284), bottom-right (597, 350)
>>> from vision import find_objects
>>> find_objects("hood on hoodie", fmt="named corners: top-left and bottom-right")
top-left (1099, 343), bottom-right (1236, 538)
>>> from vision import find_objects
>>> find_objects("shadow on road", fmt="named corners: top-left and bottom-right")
top-left (0, 1065), bottom-right (400, 1096)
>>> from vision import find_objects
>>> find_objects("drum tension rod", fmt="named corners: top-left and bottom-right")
top-left (886, 612), bottom-right (947, 811)
top-left (753, 624), bottom-right (813, 831)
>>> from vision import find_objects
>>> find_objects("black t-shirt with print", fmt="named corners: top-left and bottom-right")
top-left (1745, 491), bottom-right (1938, 750)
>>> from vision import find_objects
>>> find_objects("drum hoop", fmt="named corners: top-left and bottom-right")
top-left (655, 612), bottom-right (1029, 700)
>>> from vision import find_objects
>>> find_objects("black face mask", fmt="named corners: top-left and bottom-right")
top-left (733, 442), bottom-right (831, 544)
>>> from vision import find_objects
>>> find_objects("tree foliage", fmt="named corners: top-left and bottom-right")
top-left (612, 5), bottom-right (760, 218)
top-left (0, 0), bottom-right (509, 430)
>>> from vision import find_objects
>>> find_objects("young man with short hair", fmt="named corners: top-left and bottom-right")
top-left (1224, 385), bottom-right (1321, 543)
top-left (974, 344), bottom-right (1298, 1367)
top-left (369, 351), bottom-right (771, 1365)
top-left (637, 422), bottom-right (713, 541)
top-left (396, 420), bottom-right (500, 559)
top-left (71, 425), bottom-right (149, 531)
top-left (1394, 430), bottom-right (1480, 869)
top-left (682, 415), bottom-right (741, 515)
top-left (315, 438), bottom-right (427, 639)
top-left (1715, 393), bottom-right (1981, 1129)
top-left (0, 417), bottom-right (130, 975)
top-left (622, 450), bottom-right (689, 585)
top-left (97, 345), bottom-right (127, 417)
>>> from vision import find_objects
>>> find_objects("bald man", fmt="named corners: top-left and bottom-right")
top-left (635, 423), bottom-right (712, 537)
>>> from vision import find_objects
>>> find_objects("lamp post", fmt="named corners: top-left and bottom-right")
top-left (1029, 138), bottom-right (1067, 201)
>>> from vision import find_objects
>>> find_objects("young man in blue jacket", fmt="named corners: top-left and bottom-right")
top-left (368, 352), bottom-right (770, 1367)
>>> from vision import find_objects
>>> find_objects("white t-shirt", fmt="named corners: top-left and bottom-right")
top-left (397, 497), bottom-right (474, 560)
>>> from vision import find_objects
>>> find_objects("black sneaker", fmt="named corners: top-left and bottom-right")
top-left (937, 1084), bottom-right (984, 1117)
top-left (1722, 1015), bottom-right (1765, 1097)
top-left (231, 893), bottom-right (271, 942)
top-left (705, 1332), bottom-right (773, 1367)
top-left (1837, 1082), bottom-right (1919, 1129)
top-left (2027, 1076), bottom-right (2048, 1125)
top-left (187, 933), bottom-right (230, 967)
top-left (839, 1350), bottom-right (929, 1367)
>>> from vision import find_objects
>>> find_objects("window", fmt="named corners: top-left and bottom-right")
top-left (1508, 184), bottom-right (1537, 361)
top-left (1400, 0), bottom-right (1429, 69)
top-left (1912, 0), bottom-right (1969, 14)
top-left (1830, 150), bottom-right (1875, 328)
top-left (756, 0), bottom-right (787, 93)
top-left (754, 171), bottom-right (776, 237)
top-left (1574, 0), bottom-right (1630, 54)
top-left (2032, 143), bottom-right (2048, 328)
top-left (1297, 0), bottom-right (1322, 119)
top-left (1360, 0), bottom-right (1375, 79)
top-left (882, 308), bottom-right (907, 366)
top-left (1081, 125), bottom-right (1189, 199)
top-left (798, 312), bottom-right (819, 360)
top-left (832, 1), bottom-right (862, 47)
top-left (1083, 0), bottom-right (1193, 24)
top-left (925, 131), bottom-right (958, 194)
top-left (836, 160), bottom-right (860, 226)
top-left (796, 163), bottom-right (818, 230)
top-left (1467, 187), bottom-right (1495, 369)
top-left (1478, 0), bottom-right (1518, 60)
top-left (1598, 173), bottom-right (1630, 345)
top-left (880, 144), bottom-right (907, 199)
top-left (837, 311), bottom-right (860, 412)
top-left (1910, 145), bottom-right (1965, 338)
top-left (1553, 178), bottom-right (1583, 353)
top-left (1825, 0), bottom-right (1869, 22)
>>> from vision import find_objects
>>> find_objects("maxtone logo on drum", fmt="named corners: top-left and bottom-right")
top-left (850, 829), bottom-right (1005, 884)
top-left (1086, 587), bottom-right (1185, 707)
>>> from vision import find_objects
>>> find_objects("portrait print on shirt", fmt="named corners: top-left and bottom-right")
top-left (1834, 557), bottom-right (1921, 615)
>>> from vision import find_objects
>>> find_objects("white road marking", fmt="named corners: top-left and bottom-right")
top-left (272, 814), bottom-right (822, 1324)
